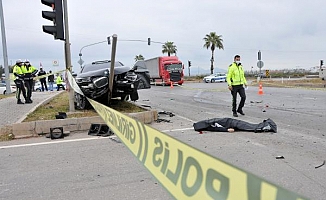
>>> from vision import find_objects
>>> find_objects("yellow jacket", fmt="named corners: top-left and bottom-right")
top-left (227, 62), bottom-right (247, 86)
top-left (13, 65), bottom-right (24, 79)
top-left (56, 76), bottom-right (63, 84)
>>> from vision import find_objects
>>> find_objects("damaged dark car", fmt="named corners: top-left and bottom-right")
top-left (74, 60), bottom-right (140, 109)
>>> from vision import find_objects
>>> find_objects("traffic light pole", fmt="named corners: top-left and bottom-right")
top-left (0, 0), bottom-right (11, 94)
top-left (63, 0), bottom-right (74, 112)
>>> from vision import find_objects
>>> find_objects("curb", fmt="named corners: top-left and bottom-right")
top-left (11, 109), bottom-right (157, 138)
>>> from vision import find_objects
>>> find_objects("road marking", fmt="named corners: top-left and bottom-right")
top-left (0, 136), bottom-right (116, 149)
top-left (162, 127), bottom-right (194, 132)
top-left (303, 97), bottom-right (316, 100)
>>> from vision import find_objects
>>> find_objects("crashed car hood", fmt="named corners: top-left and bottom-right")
top-left (77, 66), bottom-right (132, 78)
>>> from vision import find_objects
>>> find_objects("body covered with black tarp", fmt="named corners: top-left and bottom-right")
top-left (193, 118), bottom-right (277, 133)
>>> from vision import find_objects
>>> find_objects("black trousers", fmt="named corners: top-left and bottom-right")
top-left (24, 79), bottom-right (34, 100)
top-left (40, 79), bottom-right (48, 91)
top-left (14, 79), bottom-right (26, 101)
top-left (57, 84), bottom-right (65, 91)
top-left (231, 85), bottom-right (246, 113)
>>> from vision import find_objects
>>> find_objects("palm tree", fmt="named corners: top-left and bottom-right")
top-left (203, 32), bottom-right (224, 74)
top-left (134, 54), bottom-right (145, 62)
top-left (162, 41), bottom-right (177, 56)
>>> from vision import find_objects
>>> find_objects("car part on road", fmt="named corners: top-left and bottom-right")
top-left (50, 127), bottom-right (64, 139)
top-left (276, 156), bottom-right (285, 159)
top-left (315, 160), bottom-right (325, 169)
top-left (88, 123), bottom-right (114, 137)
top-left (155, 118), bottom-right (171, 123)
top-left (158, 111), bottom-right (175, 117)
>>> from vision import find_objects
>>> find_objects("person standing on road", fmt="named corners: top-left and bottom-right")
top-left (56, 74), bottom-right (65, 91)
top-left (48, 70), bottom-right (55, 91)
top-left (22, 60), bottom-right (38, 103)
top-left (37, 67), bottom-right (48, 91)
top-left (13, 59), bottom-right (27, 104)
top-left (227, 55), bottom-right (247, 117)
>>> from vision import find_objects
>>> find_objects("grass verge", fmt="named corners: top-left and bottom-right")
top-left (23, 92), bottom-right (146, 122)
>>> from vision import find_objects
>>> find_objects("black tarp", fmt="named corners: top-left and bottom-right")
top-left (193, 118), bottom-right (277, 133)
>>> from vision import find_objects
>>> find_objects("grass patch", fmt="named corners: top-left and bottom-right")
top-left (23, 92), bottom-right (145, 122)
top-left (252, 78), bottom-right (325, 88)
top-left (0, 93), bottom-right (15, 100)
top-left (0, 133), bottom-right (15, 141)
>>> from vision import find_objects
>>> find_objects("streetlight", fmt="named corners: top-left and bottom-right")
top-left (78, 37), bottom-right (156, 68)
top-left (78, 40), bottom-right (108, 68)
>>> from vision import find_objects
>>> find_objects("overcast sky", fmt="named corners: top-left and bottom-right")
top-left (1, 0), bottom-right (325, 74)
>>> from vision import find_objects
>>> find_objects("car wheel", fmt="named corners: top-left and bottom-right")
top-left (130, 91), bottom-right (139, 101)
top-left (137, 73), bottom-right (150, 89)
top-left (74, 93), bottom-right (90, 110)
top-left (36, 88), bottom-right (41, 92)
top-left (3, 90), bottom-right (6, 95)
top-left (211, 79), bottom-right (215, 83)
top-left (121, 95), bottom-right (129, 101)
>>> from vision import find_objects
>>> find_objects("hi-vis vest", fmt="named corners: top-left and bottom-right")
top-left (13, 65), bottom-right (24, 78)
top-left (56, 76), bottom-right (63, 84)
top-left (227, 62), bottom-right (247, 86)
top-left (21, 65), bottom-right (37, 74)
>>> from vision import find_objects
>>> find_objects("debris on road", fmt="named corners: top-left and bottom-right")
top-left (276, 156), bottom-right (285, 159)
top-left (315, 160), bottom-right (325, 169)
top-left (141, 104), bottom-right (152, 108)
top-left (155, 118), bottom-right (171, 123)
top-left (109, 137), bottom-right (122, 143)
top-left (158, 111), bottom-right (175, 117)
top-left (250, 100), bottom-right (263, 103)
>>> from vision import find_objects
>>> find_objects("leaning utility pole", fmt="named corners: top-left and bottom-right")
top-left (0, 0), bottom-right (11, 94)
top-left (63, 0), bottom-right (74, 112)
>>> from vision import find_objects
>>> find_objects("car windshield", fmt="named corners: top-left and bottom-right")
top-left (81, 61), bottom-right (124, 73)
top-left (164, 63), bottom-right (182, 71)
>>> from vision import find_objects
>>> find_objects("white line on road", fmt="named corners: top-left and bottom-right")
top-left (162, 127), bottom-right (194, 132)
top-left (0, 136), bottom-right (116, 149)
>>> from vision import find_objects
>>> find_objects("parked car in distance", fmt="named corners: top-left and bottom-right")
top-left (0, 83), bottom-right (16, 94)
top-left (203, 73), bottom-right (227, 83)
top-left (34, 82), bottom-right (66, 91)
top-left (254, 72), bottom-right (267, 78)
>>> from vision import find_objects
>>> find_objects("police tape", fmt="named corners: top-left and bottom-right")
top-left (34, 69), bottom-right (65, 80)
top-left (66, 70), bottom-right (308, 200)
top-left (5, 69), bottom-right (65, 81)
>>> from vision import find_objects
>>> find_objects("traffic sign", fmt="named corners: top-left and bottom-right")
top-left (265, 69), bottom-right (270, 77)
top-left (52, 60), bottom-right (59, 66)
top-left (257, 60), bottom-right (264, 68)
top-left (78, 58), bottom-right (84, 65)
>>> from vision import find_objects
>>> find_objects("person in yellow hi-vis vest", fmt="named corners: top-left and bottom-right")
top-left (13, 59), bottom-right (27, 104)
top-left (227, 55), bottom-right (247, 117)
top-left (21, 59), bottom-right (38, 103)
top-left (56, 74), bottom-right (65, 91)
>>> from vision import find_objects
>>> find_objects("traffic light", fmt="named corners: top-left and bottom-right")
top-left (188, 60), bottom-right (191, 67)
top-left (107, 36), bottom-right (111, 45)
top-left (258, 50), bottom-right (261, 61)
top-left (147, 38), bottom-right (151, 45)
top-left (321, 60), bottom-right (324, 66)
top-left (41, 0), bottom-right (64, 40)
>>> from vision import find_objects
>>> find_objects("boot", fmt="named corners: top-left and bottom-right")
top-left (25, 99), bottom-right (32, 104)
top-left (17, 99), bottom-right (24, 104)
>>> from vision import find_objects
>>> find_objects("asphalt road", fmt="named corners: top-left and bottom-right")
top-left (0, 82), bottom-right (325, 200)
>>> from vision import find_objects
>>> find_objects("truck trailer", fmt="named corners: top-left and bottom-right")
top-left (144, 56), bottom-right (184, 85)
